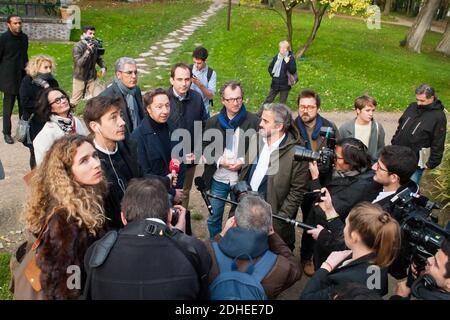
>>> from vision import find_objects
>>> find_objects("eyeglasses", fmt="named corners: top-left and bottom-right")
top-left (374, 161), bottom-right (390, 173)
top-left (223, 97), bottom-right (243, 103)
top-left (49, 95), bottom-right (68, 105)
top-left (120, 70), bottom-right (138, 76)
top-left (299, 105), bottom-right (317, 111)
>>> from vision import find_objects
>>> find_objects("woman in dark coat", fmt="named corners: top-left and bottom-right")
top-left (305, 137), bottom-right (382, 268)
top-left (301, 201), bottom-right (401, 300)
top-left (264, 40), bottom-right (297, 104)
top-left (131, 88), bottom-right (185, 203)
top-left (19, 55), bottom-right (59, 168)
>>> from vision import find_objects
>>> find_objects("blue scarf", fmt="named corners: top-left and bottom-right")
top-left (218, 104), bottom-right (247, 130)
top-left (295, 115), bottom-right (323, 150)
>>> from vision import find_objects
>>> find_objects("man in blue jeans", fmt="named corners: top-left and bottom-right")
top-left (201, 80), bottom-right (259, 238)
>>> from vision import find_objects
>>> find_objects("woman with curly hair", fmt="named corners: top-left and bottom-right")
top-left (33, 87), bottom-right (89, 165)
top-left (19, 55), bottom-right (59, 169)
top-left (20, 135), bottom-right (106, 299)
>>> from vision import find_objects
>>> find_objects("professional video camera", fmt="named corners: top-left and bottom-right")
top-left (293, 126), bottom-right (336, 175)
top-left (389, 188), bottom-right (449, 277)
top-left (84, 37), bottom-right (105, 55)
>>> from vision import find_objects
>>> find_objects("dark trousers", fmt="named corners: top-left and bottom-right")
top-left (2, 93), bottom-right (22, 135)
top-left (264, 87), bottom-right (290, 104)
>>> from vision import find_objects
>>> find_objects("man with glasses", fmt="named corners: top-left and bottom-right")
top-left (100, 57), bottom-right (144, 136)
top-left (392, 84), bottom-right (447, 185)
top-left (294, 89), bottom-right (339, 277)
top-left (0, 15), bottom-right (28, 144)
top-left (71, 25), bottom-right (106, 106)
top-left (202, 80), bottom-right (259, 238)
top-left (168, 63), bottom-right (207, 209)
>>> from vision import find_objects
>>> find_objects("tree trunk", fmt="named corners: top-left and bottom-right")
top-left (384, 0), bottom-right (393, 15)
top-left (405, 0), bottom-right (441, 53)
top-left (286, 8), bottom-right (293, 47)
top-left (436, 0), bottom-right (449, 19)
top-left (296, 4), bottom-right (328, 58)
top-left (407, 0), bottom-right (412, 16)
top-left (436, 21), bottom-right (450, 54)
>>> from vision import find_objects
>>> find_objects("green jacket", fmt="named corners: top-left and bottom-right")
top-left (239, 125), bottom-right (310, 247)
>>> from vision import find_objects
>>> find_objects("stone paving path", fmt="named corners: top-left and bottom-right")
top-left (134, 0), bottom-right (225, 87)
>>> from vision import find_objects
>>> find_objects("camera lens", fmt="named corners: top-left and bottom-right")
top-left (293, 146), bottom-right (320, 162)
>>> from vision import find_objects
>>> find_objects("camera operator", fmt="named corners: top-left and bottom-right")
top-left (294, 89), bottom-right (340, 275)
top-left (83, 177), bottom-right (211, 300)
top-left (392, 236), bottom-right (450, 300)
top-left (71, 25), bottom-right (106, 107)
top-left (305, 138), bottom-right (381, 269)
top-left (301, 201), bottom-right (400, 300)
top-left (239, 103), bottom-right (309, 251)
top-left (205, 195), bottom-right (301, 299)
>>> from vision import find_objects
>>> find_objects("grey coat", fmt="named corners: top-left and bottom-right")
top-left (339, 118), bottom-right (385, 160)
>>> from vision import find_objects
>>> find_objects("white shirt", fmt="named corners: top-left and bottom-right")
top-left (250, 134), bottom-right (286, 192)
top-left (372, 190), bottom-right (396, 203)
top-left (354, 122), bottom-right (371, 149)
top-left (213, 128), bottom-right (244, 185)
top-left (191, 65), bottom-right (217, 113)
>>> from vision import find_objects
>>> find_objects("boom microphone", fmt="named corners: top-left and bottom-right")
top-left (194, 177), bottom-right (214, 216)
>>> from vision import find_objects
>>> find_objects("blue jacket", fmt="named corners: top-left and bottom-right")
top-left (131, 115), bottom-right (185, 193)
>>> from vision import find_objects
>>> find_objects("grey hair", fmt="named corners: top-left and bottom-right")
top-left (415, 84), bottom-right (435, 99)
top-left (115, 57), bottom-right (136, 72)
top-left (262, 103), bottom-right (292, 132)
top-left (235, 195), bottom-right (272, 233)
top-left (219, 80), bottom-right (244, 99)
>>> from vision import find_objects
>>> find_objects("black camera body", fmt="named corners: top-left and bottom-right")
top-left (293, 126), bottom-right (336, 175)
top-left (85, 37), bottom-right (105, 55)
top-left (390, 188), bottom-right (449, 272)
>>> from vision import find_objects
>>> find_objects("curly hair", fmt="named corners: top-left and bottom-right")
top-left (35, 87), bottom-right (74, 123)
top-left (24, 135), bottom-right (107, 236)
top-left (25, 55), bottom-right (56, 78)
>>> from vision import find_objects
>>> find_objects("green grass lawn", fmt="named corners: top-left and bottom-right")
top-left (0, 253), bottom-right (12, 300)
top-left (152, 5), bottom-right (450, 112)
top-left (0, 0), bottom-right (210, 114)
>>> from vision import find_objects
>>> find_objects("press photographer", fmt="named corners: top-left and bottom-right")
top-left (392, 235), bottom-right (450, 300)
top-left (300, 137), bottom-right (381, 271)
top-left (71, 25), bottom-right (107, 106)
top-left (83, 177), bottom-right (211, 300)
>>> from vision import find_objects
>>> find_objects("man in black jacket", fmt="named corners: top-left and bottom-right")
top-left (84, 177), bottom-right (211, 300)
top-left (83, 95), bottom-right (142, 229)
top-left (100, 57), bottom-right (144, 136)
top-left (202, 80), bottom-right (259, 238)
top-left (0, 15), bottom-right (28, 144)
top-left (294, 89), bottom-right (341, 276)
top-left (392, 84), bottom-right (447, 185)
top-left (168, 63), bottom-right (207, 209)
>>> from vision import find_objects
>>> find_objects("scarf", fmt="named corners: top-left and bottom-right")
top-left (272, 52), bottom-right (287, 78)
top-left (50, 113), bottom-right (76, 134)
top-left (295, 115), bottom-right (323, 150)
top-left (32, 73), bottom-right (55, 89)
top-left (115, 78), bottom-right (139, 130)
top-left (218, 104), bottom-right (247, 130)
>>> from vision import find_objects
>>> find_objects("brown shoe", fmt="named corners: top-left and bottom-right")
top-left (302, 260), bottom-right (315, 277)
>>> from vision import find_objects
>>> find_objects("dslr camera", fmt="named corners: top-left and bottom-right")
top-left (293, 126), bottom-right (336, 175)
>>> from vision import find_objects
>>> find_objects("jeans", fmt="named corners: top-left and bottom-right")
top-left (410, 167), bottom-right (425, 185)
top-left (207, 179), bottom-right (231, 239)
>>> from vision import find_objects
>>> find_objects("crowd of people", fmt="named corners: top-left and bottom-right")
top-left (1, 15), bottom-right (449, 301)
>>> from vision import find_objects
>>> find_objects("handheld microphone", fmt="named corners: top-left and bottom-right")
top-left (194, 177), bottom-right (214, 216)
top-left (169, 159), bottom-right (180, 174)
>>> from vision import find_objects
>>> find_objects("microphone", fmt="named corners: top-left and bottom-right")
top-left (194, 177), bottom-right (214, 216)
top-left (169, 159), bottom-right (180, 174)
